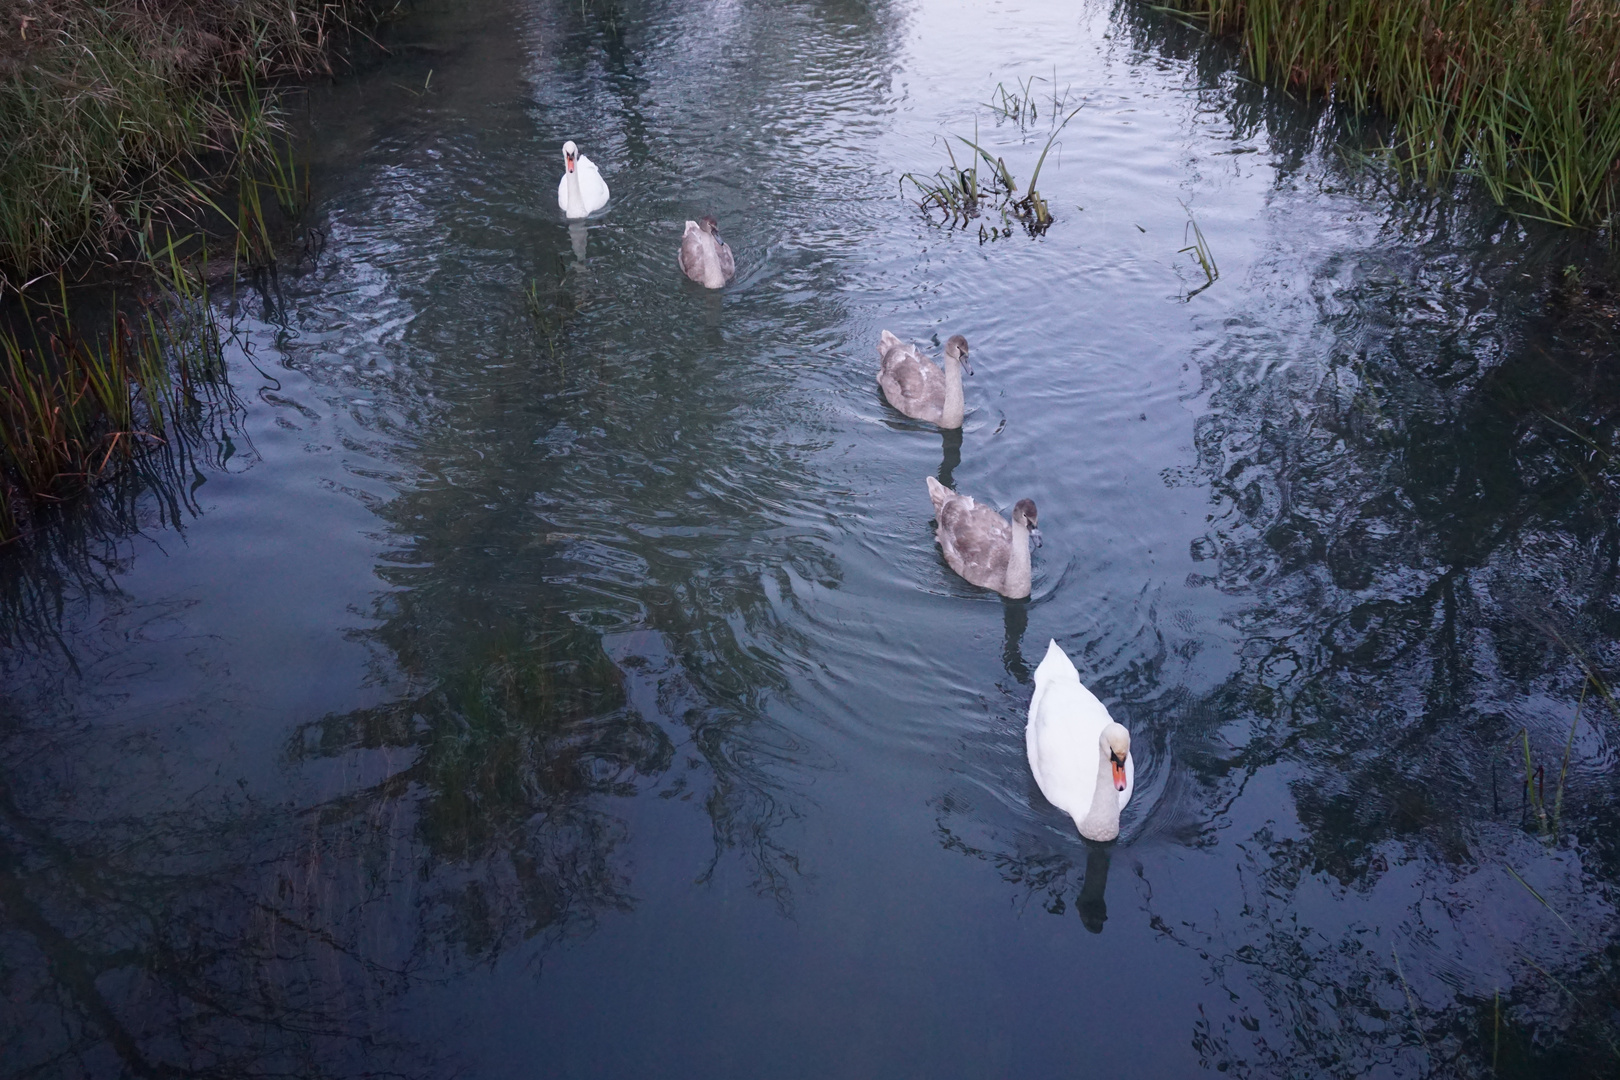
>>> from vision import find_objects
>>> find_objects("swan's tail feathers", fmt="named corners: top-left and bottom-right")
top-left (1033, 639), bottom-right (1077, 687)
top-left (924, 475), bottom-right (950, 513)
top-left (683, 220), bottom-right (700, 236)
top-left (879, 329), bottom-right (902, 358)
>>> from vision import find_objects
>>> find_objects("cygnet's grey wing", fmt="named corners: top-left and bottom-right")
top-left (678, 224), bottom-right (705, 282)
top-left (877, 345), bottom-right (944, 420)
top-left (935, 495), bottom-right (1012, 591)
top-left (716, 238), bottom-right (736, 283)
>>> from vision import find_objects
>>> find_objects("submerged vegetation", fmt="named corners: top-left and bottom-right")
top-left (1177, 201), bottom-right (1220, 299)
top-left (1163, 0), bottom-right (1620, 227)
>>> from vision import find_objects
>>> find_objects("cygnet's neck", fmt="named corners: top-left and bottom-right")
top-left (940, 353), bottom-right (965, 429)
top-left (1004, 516), bottom-right (1033, 599)
top-left (1077, 732), bottom-right (1121, 841)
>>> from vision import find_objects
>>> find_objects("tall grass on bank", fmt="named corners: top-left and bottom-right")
top-left (1163, 0), bottom-right (1620, 226)
top-left (0, 0), bottom-right (391, 289)
top-left (0, 1), bottom-right (391, 540)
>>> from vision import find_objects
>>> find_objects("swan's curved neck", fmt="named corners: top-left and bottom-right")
top-left (564, 169), bottom-right (585, 216)
top-left (1004, 517), bottom-right (1032, 599)
top-left (1078, 733), bottom-right (1121, 841)
top-left (941, 354), bottom-right (965, 428)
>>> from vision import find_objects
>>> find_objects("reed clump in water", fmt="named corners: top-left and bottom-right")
top-left (0, 253), bottom-right (228, 542)
top-left (0, 0), bottom-right (394, 290)
top-left (902, 102), bottom-right (1083, 236)
top-left (1165, 0), bottom-right (1620, 226)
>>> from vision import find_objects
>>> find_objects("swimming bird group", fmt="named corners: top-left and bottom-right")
top-left (887, 332), bottom-right (1132, 842)
top-left (556, 140), bottom-right (1132, 842)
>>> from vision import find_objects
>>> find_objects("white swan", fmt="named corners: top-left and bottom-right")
top-left (924, 476), bottom-right (1039, 599)
top-left (877, 331), bottom-right (970, 429)
top-left (1027, 640), bottom-right (1135, 841)
top-left (678, 216), bottom-right (735, 288)
top-left (557, 140), bottom-right (609, 218)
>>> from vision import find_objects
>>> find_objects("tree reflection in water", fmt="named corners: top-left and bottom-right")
top-left (932, 10), bottom-right (1620, 1073)
top-left (955, 85), bottom-right (1617, 1080)
top-left (0, 702), bottom-right (433, 1079)
top-left (3, 0), bottom-right (883, 1065)
top-left (1155, 239), bottom-right (1620, 1078)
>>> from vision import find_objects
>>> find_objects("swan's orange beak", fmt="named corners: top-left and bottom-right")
top-left (1111, 756), bottom-right (1127, 791)
top-left (566, 157), bottom-right (574, 173)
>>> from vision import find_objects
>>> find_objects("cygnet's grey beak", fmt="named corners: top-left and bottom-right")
top-left (1029, 526), bottom-right (1043, 548)
top-left (960, 353), bottom-right (973, 376)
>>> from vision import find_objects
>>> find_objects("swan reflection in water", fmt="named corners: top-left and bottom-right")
top-left (569, 221), bottom-right (588, 262)
top-left (937, 427), bottom-right (962, 489)
top-left (1077, 840), bottom-right (1112, 933)
top-left (933, 811), bottom-right (1120, 934)
top-left (1002, 595), bottom-right (1030, 684)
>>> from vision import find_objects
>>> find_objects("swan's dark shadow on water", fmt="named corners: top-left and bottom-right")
top-left (936, 426), bottom-right (962, 488)
top-left (934, 807), bottom-right (1121, 934)
top-left (1001, 596), bottom-right (1031, 684)
top-left (1076, 840), bottom-right (1112, 934)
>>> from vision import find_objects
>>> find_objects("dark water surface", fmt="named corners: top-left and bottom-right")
top-left (5, 1), bottom-right (1620, 1076)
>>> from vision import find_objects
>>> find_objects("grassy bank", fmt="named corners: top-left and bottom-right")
top-left (0, 0), bottom-right (395, 541)
top-left (1163, 0), bottom-right (1620, 227)
top-left (0, 0), bottom-right (395, 288)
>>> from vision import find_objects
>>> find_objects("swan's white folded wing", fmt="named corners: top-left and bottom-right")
top-left (1027, 676), bottom-right (1101, 818)
top-left (575, 154), bottom-right (610, 213)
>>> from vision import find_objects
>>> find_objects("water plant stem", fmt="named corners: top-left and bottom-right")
top-left (1553, 679), bottom-right (1587, 832)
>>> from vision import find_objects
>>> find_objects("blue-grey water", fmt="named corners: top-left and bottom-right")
top-left (4, 1), bottom-right (1620, 1077)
